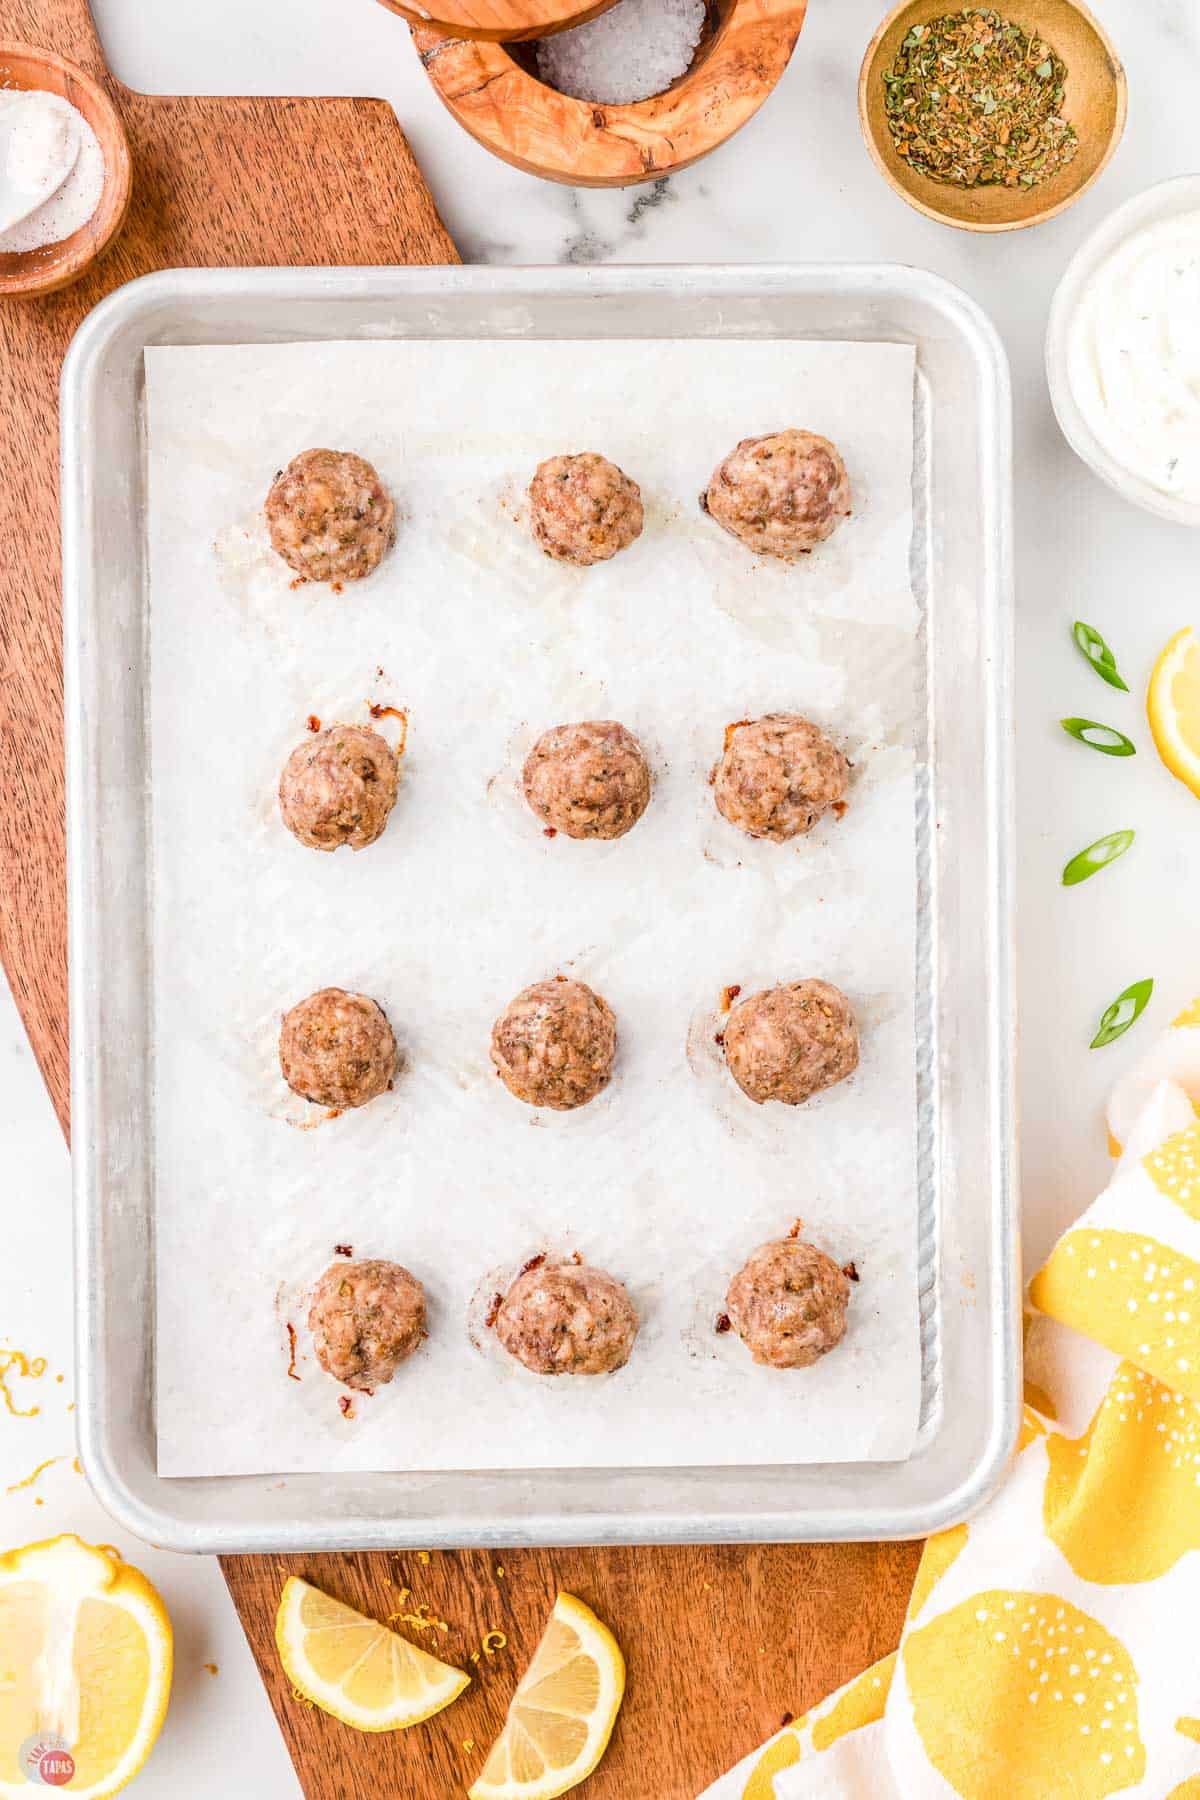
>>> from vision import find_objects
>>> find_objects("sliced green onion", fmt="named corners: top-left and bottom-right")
top-left (1072, 621), bottom-right (1129, 692)
top-left (1060, 718), bottom-right (1136, 757)
top-left (1091, 978), bottom-right (1154, 1049)
top-left (1062, 829), bottom-right (1135, 886)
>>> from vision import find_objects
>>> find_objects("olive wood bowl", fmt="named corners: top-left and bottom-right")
top-left (0, 40), bottom-right (131, 298)
top-left (858, 0), bottom-right (1126, 232)
top-left (376, 0), bottom-right (618, 44)
top-left (410, 0), bottom-right (808, 188)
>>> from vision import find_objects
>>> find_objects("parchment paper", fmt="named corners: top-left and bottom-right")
top-left (145, 336), bottom-right (920, 1477)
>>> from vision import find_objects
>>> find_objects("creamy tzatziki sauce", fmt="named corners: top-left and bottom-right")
top-left (1067, 211), bottom-right (1200, 504)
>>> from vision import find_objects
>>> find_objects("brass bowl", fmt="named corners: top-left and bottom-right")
top-left (0, 41), bottom-right (131, 299)
top-left (858, 0), bottom-right (1126, 233)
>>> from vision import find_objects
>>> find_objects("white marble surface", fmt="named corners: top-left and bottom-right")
top-left (2, 0), bottom-right (1198, 1792)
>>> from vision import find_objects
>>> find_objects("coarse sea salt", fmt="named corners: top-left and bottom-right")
top-left (535, 0), bottom-right (707, 105)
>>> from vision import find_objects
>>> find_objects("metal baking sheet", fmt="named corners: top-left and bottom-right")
top-left (64, 265), bottom-right (1018, 1552)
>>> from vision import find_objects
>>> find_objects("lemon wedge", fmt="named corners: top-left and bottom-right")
top-left (1148, 624), bottom-right (1200, 798)
top-left (275, 1575), bottom-right (469, 1731)
top-left (0, 1533), bottom-right (172, 1799)
top-left (469, 1592), bottom-right (625, 1800)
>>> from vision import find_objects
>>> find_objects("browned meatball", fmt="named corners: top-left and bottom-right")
top-left (490, 977), bottom-right (616, 1111)
top-left (279, 723), bottom-right (399, 852)
top-left (701, 430), bottom-right (851, 560)
top-left (309, 1259), bottom-right (425, 1389)
top-left (529, 453), bottom-right (643, 567)
top-left (494, 1259), bottom-right (638, 1375)
top-left (714, 713), bottom-right (849, 843)
top-left (726, 1238), bottom-right (851, 1368)
top-left (523, 720), bottom-right (651, 841)
top-left (279, 987), bottom-right (398, 1110)
top-left (265, 448), bottom-right (395, 584)
top-left (724, 979), bottom-right (858, 1106)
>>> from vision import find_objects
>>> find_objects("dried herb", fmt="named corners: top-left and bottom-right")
top-left (882, 8), bottom-right (1079, 191)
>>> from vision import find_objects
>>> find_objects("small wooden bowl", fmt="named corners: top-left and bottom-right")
top-left (0, 41), bottom-right (131, 299)
top-left (858, 0), bottom-right (1126, 233)
top-left (413, 0), bottom-right (808, 188)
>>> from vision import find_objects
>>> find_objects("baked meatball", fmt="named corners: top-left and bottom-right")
top-left (529, 452), bottom-right (643, 567)
top-left (701, 430), bottom-right (851, 559)
top-left (726, 1238), bottom-right (851, 1369)
top-left (279, 987), bottom-right (398, 1110)
top-left (490, 977), bottom-right (616, 1111)
top-left (714, 713), bottom-right (849, 843)
top-left (265, 448), bottom-right (395, 584)
top-left (724, 979), bottom-right (858, 1106)
top-left (309, 1259), bottom-right (425, 1389)
top-left (523, 720), bottom-right (651, 841)
top-left (494, 1259), bottom-right (638, 1375)
top-left (279, 723), bottom-right (399, 852)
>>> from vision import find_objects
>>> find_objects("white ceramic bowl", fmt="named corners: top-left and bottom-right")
top-left (1046, 173), bottom-right (1200, 526)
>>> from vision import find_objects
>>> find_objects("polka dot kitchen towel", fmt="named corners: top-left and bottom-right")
top-left (701, 996), bottom-right (1200, 1800)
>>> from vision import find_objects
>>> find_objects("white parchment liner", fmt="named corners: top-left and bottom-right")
top-left (145, 337), bottom-right (920, 1476)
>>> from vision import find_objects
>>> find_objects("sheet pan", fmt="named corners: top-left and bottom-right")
top-left (63, 264), bottom-right (1018, 1551)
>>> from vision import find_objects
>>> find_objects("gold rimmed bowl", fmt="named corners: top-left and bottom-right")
top-left (858, 0), bottom-right (1126, 232)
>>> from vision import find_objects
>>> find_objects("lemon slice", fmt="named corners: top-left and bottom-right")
top-left (275, 1575), bottom-right (469, 1731)
top-left (469, 1592), bottom-right (625, 1800)
top-left (1148, 624), bottom-right (1200, 798)
top-left (0, 1533), bottom-right (173, 1799)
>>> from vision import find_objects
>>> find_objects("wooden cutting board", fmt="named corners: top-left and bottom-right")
top-left (223, 1541), bottom-right (920, 1797)
top-left (0, 3), bottom-right (919, 1793)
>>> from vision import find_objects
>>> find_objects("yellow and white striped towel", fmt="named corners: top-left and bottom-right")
top-left (702, 997), bottom-right (1200, 1800)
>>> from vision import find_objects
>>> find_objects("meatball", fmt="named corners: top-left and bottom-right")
top-left (309, 1259), bottom-right (425, 1389)
top-left (523, 720), bottom-right (651, 841)
top-left (724, 979), bottom-right (858, 1106)
top-left (529, 452), bottom-right (643, 567)
top-left (265, 448), bottom-right (395, 584)
top-left (279, 987), bottom-right (398, 1110)
top-left (701, 430), bottom-right (851, 560)
top-left (279, 723), bottom-right (399, 852)
top-left (726, 1238), bottom-right (851, 1369)
top-left (714, 713), bottom-right (849, 843)
top-left (494, 1259), bottom-right (638, 1375)
top-left (490, 977), bottom-right (616, 1111)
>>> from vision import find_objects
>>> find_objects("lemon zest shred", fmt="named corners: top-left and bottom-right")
top-left (0, 1348), bottom-right (47, 1417)
top-left (6, 1454), bottom-right (64, 1495)
top-left (387, 1600), bottom-right (450, 1635)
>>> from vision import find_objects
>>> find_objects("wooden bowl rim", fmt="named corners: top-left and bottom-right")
top-left (377, 0), bottom-right (621, 45)
top-left (417, 0), bottom-right (807, 186)
top-left (0, 39), bottom-right (132, 298)
top-left (856, 0), bottom-right (1128, 234)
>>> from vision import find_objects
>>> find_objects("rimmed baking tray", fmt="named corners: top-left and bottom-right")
top-left (64, 264), bottom-right (1017, 1553)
